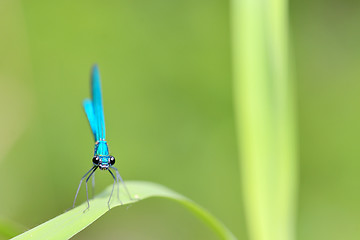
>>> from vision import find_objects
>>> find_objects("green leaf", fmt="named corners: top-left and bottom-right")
top-left (12, 181), bottom-right (237, 240)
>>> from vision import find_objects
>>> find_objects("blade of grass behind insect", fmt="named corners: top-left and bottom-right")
top-left (231, 0), bottom-right (298, 240)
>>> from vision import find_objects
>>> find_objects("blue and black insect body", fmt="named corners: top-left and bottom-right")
top-left (73, 65), bottom-right (132, 211)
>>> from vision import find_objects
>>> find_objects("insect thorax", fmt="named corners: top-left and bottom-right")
top-left (94, 140), bottom-right (109, 156)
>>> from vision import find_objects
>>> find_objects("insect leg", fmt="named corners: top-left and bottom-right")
top-left (108, 169), bottom-right (120, 209)
top-left (91, 173), bottom-right (96, 199)
top-left (73, 166), bottom-right (95, 208)
top-left (111, 166), bottom-right (133, 200)
top-left (83, 166), bottom-right (98, 212)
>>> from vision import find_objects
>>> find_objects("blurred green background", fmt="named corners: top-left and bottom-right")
top-left (0, 0), bottom-right (359, 239)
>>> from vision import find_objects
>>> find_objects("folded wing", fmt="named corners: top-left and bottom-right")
top-left (83, 99), bottom-right (98, 140)
top-left (83, 64), bottom-right (106, 141)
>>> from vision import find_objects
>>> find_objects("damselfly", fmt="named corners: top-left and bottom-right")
top-left (73, 65), bottom-right (132, 211)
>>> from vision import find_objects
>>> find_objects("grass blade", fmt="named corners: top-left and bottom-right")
top-left (12, 181), bottom-right (237, 240)
top-left (231, 0), bottom-right (297, 239)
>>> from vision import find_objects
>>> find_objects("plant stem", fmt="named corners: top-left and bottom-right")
top-left (231, 0), bottom-right (297, 240)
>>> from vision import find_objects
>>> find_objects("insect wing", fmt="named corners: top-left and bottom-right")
top-left (83, 99), bottom-right (98, 140)
top-left (91, 65), bottom-right (106, 141)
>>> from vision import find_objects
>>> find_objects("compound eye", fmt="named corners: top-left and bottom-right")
top-left (110, 156), bottom-right (115, 165)
top-left (92, 156), bottom-right (99, 164)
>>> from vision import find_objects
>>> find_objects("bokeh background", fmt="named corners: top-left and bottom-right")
top-left (0, 0), bottom-right (360, 239)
